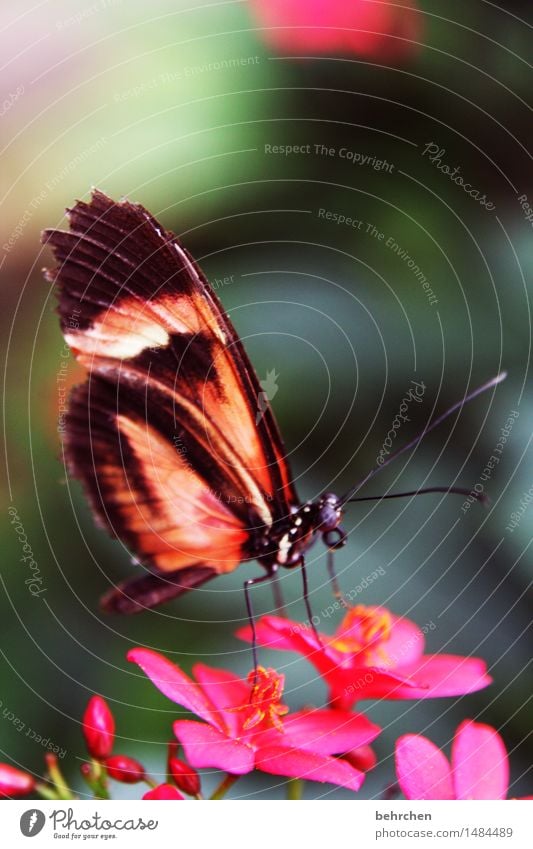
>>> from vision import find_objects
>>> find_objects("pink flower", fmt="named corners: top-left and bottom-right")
top-left (395, 720), bottom-right (532, 800)
top-left (128, 648), bottom-right (381, 792)
top-left (82, 696), bottom-right (115, 760)
top-left (0, 763), bottom-right (36, 798)
top-left (248, 0), bottom-right (422, 61)
top-left (143, 783), bottom-right (184, 800)
top-left (236, 606), bottom-right (491, 709)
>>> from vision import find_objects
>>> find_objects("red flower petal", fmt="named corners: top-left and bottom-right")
top-left (143, 783), bottom-right (184, 800)
top-left (282, 709), bottom-right (380, 755)
top-left (255, 745), bottom-right (365, 791)
top-left (174, 720), bottom-right (254, 775)
top-left (236, 615), bottom-right (318, 652)
top-left (396, 654), bottom-right (492, 699)
top-left (451, 720), bottom-right (509, 800)
top-left (128, 648), bottom-right (220, 728)
top-left (326, 664), bottom-right (421, 708)
top-left (395, 734), bottom-right (454, 800)
top-left (378, 615), bottom-right (425, 667)
top-left (192, 663), bottom-right (249, 735)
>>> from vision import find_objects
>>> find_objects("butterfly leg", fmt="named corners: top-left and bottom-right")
top-left (326, 548), bottom-right (350, 609)
top-left (270, 567), bottom-right (286, 615)
top-left (244, 566), bottom-right (278, 678)
top-left (298, 557), bottom-right (325, 649)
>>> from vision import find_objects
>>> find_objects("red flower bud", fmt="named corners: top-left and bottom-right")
top-left (344, 745), bottom-right (377, 772)
top-left (0, 763), bottom-right (36, 798)
top-left (82, 696), bottom-right (115, 759)
top-left (143, 783), bottom-right (184, 800)
top-left (168, 756), bottom-right (201, 796)
top-left (105, 754), bottom-right (145, 784)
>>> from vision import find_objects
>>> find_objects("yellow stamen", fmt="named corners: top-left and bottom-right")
top-left (331, 605), bottom-right (392, 662)
top-left (232, 667), bottom-right (289, 733)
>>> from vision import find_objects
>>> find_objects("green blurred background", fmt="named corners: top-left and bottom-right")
top-left (1, 0), bottom-right (531, 799)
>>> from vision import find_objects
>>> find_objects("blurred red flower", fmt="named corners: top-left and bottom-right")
top-left (396, 720), bottom-right (532, 800)
top-left (236, 605), bottom-right (491, 709)
top-left (0, 763), bottom-right (36, 798)
top-left (143, 783), bottom-right (184, 800)
top-left (248, 0), bottom-right (423, 61)
top-left (129, 649), bottom-right (381, 792)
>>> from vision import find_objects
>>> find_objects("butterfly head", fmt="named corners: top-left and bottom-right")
top-left (313, 492), bottom-right (347, 549)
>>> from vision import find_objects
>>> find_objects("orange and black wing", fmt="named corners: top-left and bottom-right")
top-left (42, 190), bottom-right (298, 612)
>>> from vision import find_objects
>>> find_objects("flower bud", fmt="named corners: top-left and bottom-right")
top-left (344, 744), bottom-right (377, 772)
top-left (0, 763), bottom-right (36, 798)
top-left (168, 756), bottom-right (201, 796)
top-left (143, 783), bottom-right (184, 800)
top-left (105, 754), bottom-right (145, 784)
top-left (80, 763), bottom-right (92, 779)
top-left (82, 696), bottom-right (115, 759)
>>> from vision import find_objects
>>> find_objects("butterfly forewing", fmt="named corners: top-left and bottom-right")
top-left (43, 190), bottom-right (298, 608)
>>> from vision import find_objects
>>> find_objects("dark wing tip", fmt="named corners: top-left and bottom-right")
top-left (100, 565), bottom-right (218, 615)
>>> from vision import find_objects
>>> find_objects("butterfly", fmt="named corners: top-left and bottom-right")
top-left (42, 190), bottom-right (505, 637)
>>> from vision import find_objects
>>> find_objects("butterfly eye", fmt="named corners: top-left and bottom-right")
top-left (316, 501), bottom-right (341, 533)
top-left (322, 528), bottom-right (347, 550)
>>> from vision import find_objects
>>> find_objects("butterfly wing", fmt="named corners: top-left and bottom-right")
top-left (43, 190), bottom-right (298, 609)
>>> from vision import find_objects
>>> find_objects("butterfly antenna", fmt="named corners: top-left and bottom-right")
top-left (339, 372), bottom-right (507, 506)
top-left (347, 486), bottom-right (489, 506)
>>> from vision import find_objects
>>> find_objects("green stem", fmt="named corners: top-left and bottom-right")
top-left (47, 757), bottom-right (74, 800)
top-left (35, 782), bottom-right (59, 800)
top-left (286, 778), bottom-right (304, 800)
top-left (210, 773), bottom-right (239, 800)
top-left (90, 759), bottom-right (110, 800)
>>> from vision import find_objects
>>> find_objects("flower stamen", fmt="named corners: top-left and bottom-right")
top-left (332, 605), bottom-right (392, 662)
top-left (231, 667), bottom-right (289, 733)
